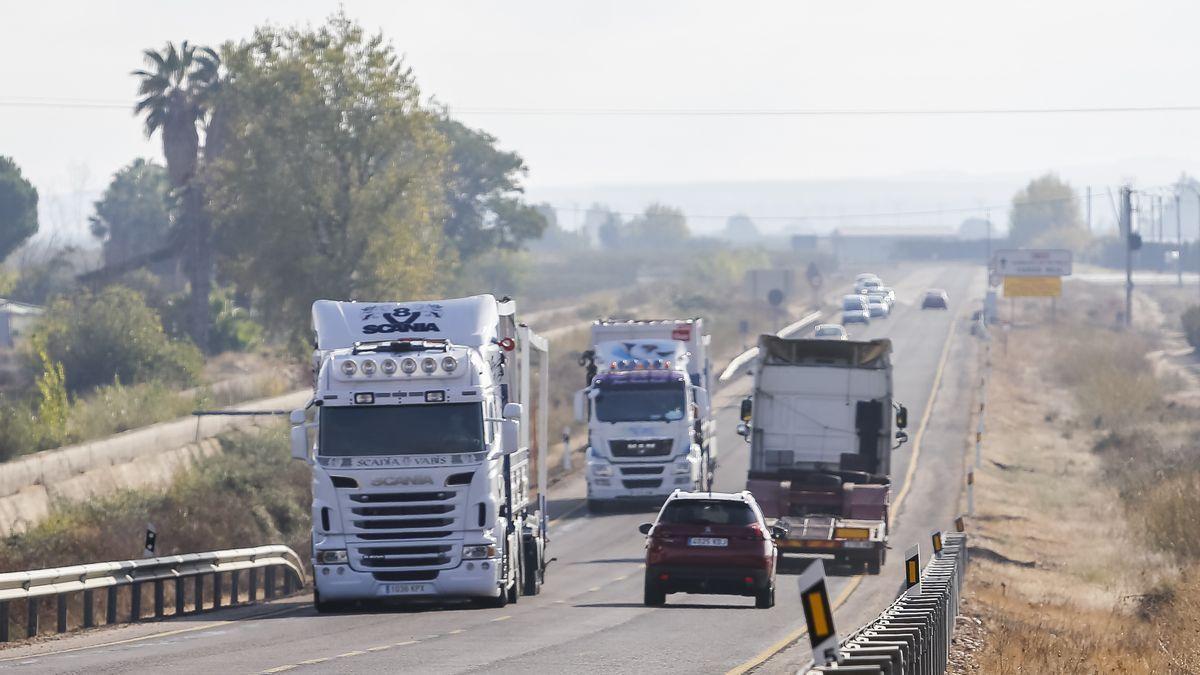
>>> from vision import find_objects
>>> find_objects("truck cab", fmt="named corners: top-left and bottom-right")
top-left (575, 320), bottom-right (715, 512)
top-left (293, 296), bottom-right (548, 609)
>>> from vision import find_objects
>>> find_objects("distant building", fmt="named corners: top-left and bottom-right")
top-left (830, 227), bottom-right (959, 264)
top-left (0, 299), bottom-right (43, 349)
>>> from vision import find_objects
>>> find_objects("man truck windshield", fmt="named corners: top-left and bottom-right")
top-left (594, 384), bottom-right (686, 423)
top-left (319, 403), bottom-right (485, 456)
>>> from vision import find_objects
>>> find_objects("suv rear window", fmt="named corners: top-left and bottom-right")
top-left (659, 500), bottom-right (756, 526)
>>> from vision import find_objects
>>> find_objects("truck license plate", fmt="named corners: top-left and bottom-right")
top-left (688, 537), bottom-right (728, 547)
top-left (843, 541), bottom-right (874, 549)
top-left (383, 583), bottom-right (429, 595)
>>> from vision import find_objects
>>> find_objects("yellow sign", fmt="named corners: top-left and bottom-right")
top-left (1003, 275), bottom-right (1062, 297)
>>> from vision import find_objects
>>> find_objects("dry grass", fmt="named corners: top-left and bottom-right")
top-left (954, 306), bottom-right (1200, 672)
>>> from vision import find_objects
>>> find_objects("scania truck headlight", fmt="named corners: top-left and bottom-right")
top-left (316, 549), bottom-right (349, 565)
top-left (462, 544), bottom-right (497, 559)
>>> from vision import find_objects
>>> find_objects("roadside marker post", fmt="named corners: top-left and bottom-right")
top-left (954, 516), bottom-right (965, 533)
top-left (798, 560), bottom-right (839, 667)
top-left (904, 544), bottom-right (921, 596)
top-left (931, 531), bottom-right (943, 557)
top-left (967, 470), bottom-right (975, 516)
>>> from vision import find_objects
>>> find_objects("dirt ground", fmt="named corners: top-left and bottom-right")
top-left (949, 289), bottom-right (1200, 673)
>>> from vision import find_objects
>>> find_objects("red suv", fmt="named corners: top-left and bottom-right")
top-left (638, 490), bottom-right (777, 608)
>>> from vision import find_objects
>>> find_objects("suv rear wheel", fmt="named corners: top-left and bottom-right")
top-left (755, 583), bottom-right (775, 609)
top-left (643, 575), bottom-right (665, 606)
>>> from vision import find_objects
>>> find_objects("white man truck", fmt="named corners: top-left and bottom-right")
top-left (737, 336), bottom-right (907, 574)
top-left (575, 318), bottom-right (715, 512)
top-left (292, 295), bottom-right (550, 610)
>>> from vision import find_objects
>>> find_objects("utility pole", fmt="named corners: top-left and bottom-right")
top-left (985, 209), bottom-right (992, 272)
top-left (1122, 186), bottom-right (1134, 327)
top-left (1178, 192), bottom-right (1184, 287)
top-left (1086, 186), bottom-right (1092, 233)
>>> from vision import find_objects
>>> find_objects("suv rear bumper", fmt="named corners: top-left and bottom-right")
top-left (646, 564), bottom-right (772, 596)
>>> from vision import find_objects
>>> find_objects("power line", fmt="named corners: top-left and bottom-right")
top-left (7, 97), bottom-right (1200, 117)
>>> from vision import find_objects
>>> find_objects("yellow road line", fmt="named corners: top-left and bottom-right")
top-left (297, 658), bottom-right (330, 665)
top-left (260, 666), bottom-right (297, 674)
top-left (0, 603), bottom-right (306, 663)
top-left (448, 629), bottom-right (466, 635)
top-left (337, 650), bottom-right (367, 658)
top-left (366, 645), bottom-right (391, 652)
top-left (394, 640), bottom-right (420, 647)
top-left (725, 576), bottom-right (863, 675)
top-left (490, 615), bottom-right (512, 622)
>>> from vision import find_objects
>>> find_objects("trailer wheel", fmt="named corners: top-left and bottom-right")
top-left (866, 549), bottom-right (884, 575)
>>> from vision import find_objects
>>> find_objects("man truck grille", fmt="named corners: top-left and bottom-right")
top-left (609, 439), bottom-right (673, 457)
top-left (622, 478), bottom-right (664, 489)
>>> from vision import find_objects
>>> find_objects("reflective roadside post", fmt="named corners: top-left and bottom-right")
top-left (931, 530), bottom-right (943, 557)
top-left (955, 515), bottom-right (965, 533)
top-left (798, 560), bottom-right (839, 667)
top-left (904, 544), bottom-right (921, 596)
top-left (561, 426), bottom-right (572, 472)
top-left (967, 470), bottom-right (975, 516)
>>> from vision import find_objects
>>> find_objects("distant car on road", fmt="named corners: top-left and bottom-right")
top-left (639, 490), bottom-right (777, 609)
top-left (812, 324), bottom-right (849, 340)
top-left (855, 278), bottom-right (883, 295)
top-left (875, 287), bottom-right (896, 306)
top-left (841, 295), bottom-right (870, 325)
top-left (921, 289), bottom-right (950, 310)
top-left (867, 299), bottom-right (889, 318)
top-left (855, 273), bottom-right (880, 284)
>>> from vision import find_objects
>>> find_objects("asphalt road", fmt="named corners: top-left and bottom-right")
top-left (0, 262), bottom-right (983, 675)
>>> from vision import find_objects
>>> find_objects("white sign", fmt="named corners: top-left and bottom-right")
top-left (797, 560), bottom-right (839, 666)
top-left (991, 249), bottom-right (1072, 277)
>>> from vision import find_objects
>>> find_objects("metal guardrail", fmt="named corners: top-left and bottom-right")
top-left (718, 311), bottom-right (824, 383)
top-left (0, 545), bottom-right (306, 642)
top-left (806, 533), bottom-right (969, 674)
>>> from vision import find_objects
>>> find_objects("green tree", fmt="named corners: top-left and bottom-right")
top-left (724, 213), bottom-right (758, 241)
top-left (34, 286), bottom-right (202, 394)
top-left (207, 15), bottom-right (450, 332)
top-left (626, 203), bottom-right (689, 245)
top-left (1009, 173), bottom-right (1084, 247)
top-left (89, 159), bottom-right (175, 279)
top-left (586, 204), bottom-right (623, 249)
top-left (437, 117), bottom-right (547, 258)
top-left (132, 41), bottom-right (222, 350)
top-left (0, 156), bottom-right (39, 262)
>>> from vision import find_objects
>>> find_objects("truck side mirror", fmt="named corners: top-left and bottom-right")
top-left (693, 387), bottom-right (711, 418)
top-left (290, 424), bottom-right (310, 462)
top-left (736, 422), bottom-right (749, 437)
top-left (573, 389), bottom-right (588, 423)
top-left (503, 402), bottom-right (523, 419)
top-left (289, 408), bottom-right (307, 425)
top-left (896, 405), bottom-right (908, 429)
top-left (895, 430), bottom-right (909, 446)
top-left (638, 523), bottom-right (653, 535)
top-left (501, 419), bottom-right (520, 454)
top-left (740, 397), bottom-right (752, 422)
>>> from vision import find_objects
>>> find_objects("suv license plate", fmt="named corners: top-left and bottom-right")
top-left (688, 537), bottom-right (728, 547)
top-left (383, 583), bottom-right (429, 595)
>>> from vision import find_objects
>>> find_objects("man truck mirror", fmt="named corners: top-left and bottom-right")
top-left (501, 419), bottom-right (520, 454)
top-left (896, 404), bottom-right (908, 429)
top-left (740, 397), bottom-right (752, 422)
top-left (289, 408), bottom-right (307, 425)
top-left (895, 430), bottom-right (909, 447)
top-left (503, 402), bottom-right (524, 419)
top-left (290, 424), bottom-right (310, 462)
top-left (693, 387), bottom-right (711, 418)
top-left (737, 422), bottom-right (749, 437)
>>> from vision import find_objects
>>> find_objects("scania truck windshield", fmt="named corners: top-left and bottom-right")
top-left (319, 403), bottom-right (485, 456)
top-left (594, 383), bottom-right (686, 423)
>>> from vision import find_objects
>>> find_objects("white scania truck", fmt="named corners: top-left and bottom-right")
top-left (574, 318), bottom-right (715, 512)
top-left (292, 295), bottom-right (549, 610)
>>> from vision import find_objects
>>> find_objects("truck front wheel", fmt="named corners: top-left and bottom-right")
top-left (522, 538), bottom-right (543, 596)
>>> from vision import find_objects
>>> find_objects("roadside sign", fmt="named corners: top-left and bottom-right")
top-left (1003, 276), bottom-right (1062, 298)
top-left (931, 531), bottom-right (943, 556)
top-left (904, 544), bottom-right (921, 594)
top-left (798, 560), bottom-right (839, 666)
top-left (143, 523), bottom-right (158, 558)
top-left (991, 249), bottom-right (1072, 277)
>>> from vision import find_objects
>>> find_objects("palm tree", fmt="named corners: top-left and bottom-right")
top-left (132, 41), bottom-right (221, 350)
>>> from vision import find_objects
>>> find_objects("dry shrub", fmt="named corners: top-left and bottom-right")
top-left (1136, 472), bottom-right (1200, 562)
top-left (1054, 328), bottom-right (1162, 427)
top-left (0, 425), bottom-right (310, 573)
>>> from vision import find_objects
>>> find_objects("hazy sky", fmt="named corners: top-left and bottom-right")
top-left (2, 1), bottom-right (1198, 235)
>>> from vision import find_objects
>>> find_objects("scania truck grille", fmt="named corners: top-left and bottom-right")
top-left (609, 439), bottom-right (672, 457)
top-left (357, 544), bottom-right (453, 568)
top-left (341, 487), bottom-right (465, 569)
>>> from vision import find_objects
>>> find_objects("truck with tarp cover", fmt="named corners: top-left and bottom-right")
top-left (737, 336), bottom-right (907, 574)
